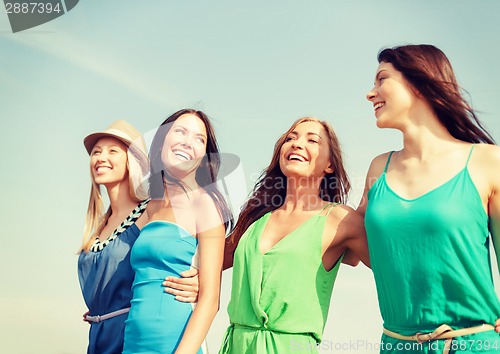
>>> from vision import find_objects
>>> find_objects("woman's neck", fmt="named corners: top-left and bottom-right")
top-left (282, 177), bottom-right (325, 212)
top-left (401, 106), bottom-right (459, 160)
top-left (105, 180), bottom-right (137, 215)
top-left (168, 168), bottom-right (199, 189)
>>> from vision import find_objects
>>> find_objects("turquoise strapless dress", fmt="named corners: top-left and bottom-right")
top-left (122, 221), bottom-right (206, 354)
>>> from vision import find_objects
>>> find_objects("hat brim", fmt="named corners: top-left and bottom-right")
top-left (83, 132), bottom-right (133, 155)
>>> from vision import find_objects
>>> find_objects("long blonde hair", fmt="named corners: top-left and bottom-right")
top-left (79, 143), bottom-right (149, 253)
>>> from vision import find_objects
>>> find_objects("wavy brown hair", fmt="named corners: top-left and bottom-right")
top-left (378, 44), bottom-right (494, 144)
top-left (229, 117), bottom-right (350, 246)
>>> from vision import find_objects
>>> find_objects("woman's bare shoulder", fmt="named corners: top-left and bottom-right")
top-left (327, 204), bottom-right (364, 231)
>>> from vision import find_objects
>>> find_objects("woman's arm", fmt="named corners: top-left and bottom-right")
top-left (340, 154), bottom-right (389, 267)
top-left (341, 207), bottom-right (370, 268)
top-left (479, 145), bottom-right (500, 332)
top-left (163, 269), bottom-right (199, 302)
top-left (486, 146), bottom-right (500, 273)
top-left (356, 153), bottom-right (389, 217)
top-left (222, 237), bottom-right (236, 270)
top-left (323, 205), bottom-right (369, 268)
top-left (174, 193), bottom-right (225, 354)
top-left (341, 249), bottom-right (361, 267)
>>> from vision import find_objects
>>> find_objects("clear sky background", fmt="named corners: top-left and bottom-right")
top-left (1, 1), bottom-right (499, 353)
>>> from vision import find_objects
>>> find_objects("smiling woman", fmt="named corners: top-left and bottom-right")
top-left (220, 116), bottom-right (369, 354)
top-left (77, 120), bottom-right (201, 354)
top-left (122, 109), bottom-right (233, 354)
top-left (90, 137), bottom-right (129, 185)
top-left (360, 44), bottom-right (500, 353)
top-left (78, 120), bottom-right (150, 354)
top-left (160, 113), bottom-right (209, 182)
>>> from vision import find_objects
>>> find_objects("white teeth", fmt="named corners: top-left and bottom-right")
top-left (173, 150), bottom-right (191, 161)
top-left (288, 153), bottom-right (306, 162)
top-left (96, 166), bottom-right (110, 172)
top-left (374, 102), bottom-right (385, 110)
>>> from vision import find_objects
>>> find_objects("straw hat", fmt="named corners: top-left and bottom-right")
top-left (84, 120), bottom-right (149, 200)
top-left (83, 120), bottom-right (147, 159)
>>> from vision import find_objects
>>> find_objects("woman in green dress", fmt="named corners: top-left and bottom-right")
top-left (220, 117), bottom-right (370, 353)
top-left (360, 44), bottom-right (500, 353)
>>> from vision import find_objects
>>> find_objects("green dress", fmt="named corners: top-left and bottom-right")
top-left (219, 204), bottom-right (343, 354)
top-left (365, 146), bottom-right (500, 353)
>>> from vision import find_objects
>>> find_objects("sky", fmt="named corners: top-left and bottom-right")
top-left (1, 1), bottom-right (500, 353)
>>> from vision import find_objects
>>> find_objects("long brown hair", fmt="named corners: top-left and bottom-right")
top-left (148, 108), bottom-right (233, 232)
top-left (378, 44), bottom-right (495, 144)
top-left (229, 117), bottom-right (350, 246)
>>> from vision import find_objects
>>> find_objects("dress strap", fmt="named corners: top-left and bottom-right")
top-left (465, 144), bottom-right (476, 168)
top-left (384, 151), bottom-right (395, 173)
top-left (317, 202), bottom-right (338, 217)
top-left (324, 202), bottom-right (339, 217)
top-left (89, 199), bottom-right (150, 252)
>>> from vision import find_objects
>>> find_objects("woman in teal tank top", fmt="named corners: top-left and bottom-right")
top-left (360, 44), bottom-right (500, 353)
top-left (220, 117), bottom-right (370, 353)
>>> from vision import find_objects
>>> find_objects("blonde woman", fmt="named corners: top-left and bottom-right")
top-left (78, 120), bottom-right (199, 354)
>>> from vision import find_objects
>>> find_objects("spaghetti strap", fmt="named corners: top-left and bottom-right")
top-left (324, 203), bottom-right (339, 217)
top-left (384, 151), bottom-right (395, 173)
top-left (318, 203), bottom-right (332, 212)
top-left (465, 144), bottom-right (475, 167)
top-left (317, 202), bottom-right (339, 218)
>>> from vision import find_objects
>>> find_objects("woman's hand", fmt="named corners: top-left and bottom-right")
top-left (162, 268), bottom-right (199, 302)
top-left (83, 310), bottom-right (90, 324)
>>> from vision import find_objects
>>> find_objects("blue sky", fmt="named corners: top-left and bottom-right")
top-left (1, 1), bottom-right (499, 353)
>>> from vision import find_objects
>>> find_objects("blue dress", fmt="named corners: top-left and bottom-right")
top-left (122, 221), bottom-right (206, 354)
top-left (78, 200), bottom-right (149, 354)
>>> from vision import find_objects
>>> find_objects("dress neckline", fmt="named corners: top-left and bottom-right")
top-left (142, 220), bottom-right (197, 240)
top-left (379, 144), bottom-right (476, 202)
top-left (89, 199), bottom-right (149, 252)
top-left (259, 203), bottom-right (337, 255)
top-left (382, 167), bottom-right (467, 202)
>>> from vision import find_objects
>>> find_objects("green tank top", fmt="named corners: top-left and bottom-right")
top-left (365, 145), bottom-right (500, 335)
top-left (220, 203), bottom-right (343, 353)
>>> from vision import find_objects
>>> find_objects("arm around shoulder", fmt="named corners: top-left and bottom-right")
top-left (344, 152), bottom-right (392, 267)
top-left (331, 204), bottom-right (370, 268)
